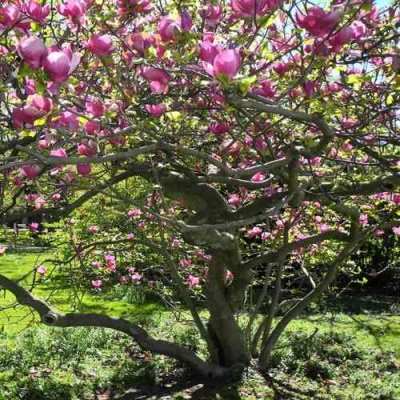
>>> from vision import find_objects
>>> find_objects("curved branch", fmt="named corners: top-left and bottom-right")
top-left (0, 273), bottom-right (228, 378)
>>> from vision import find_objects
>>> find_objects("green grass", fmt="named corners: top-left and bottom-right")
top-left (0, 251), bottom-right (165, 332)
top-left (1, 252), bottom-right (400, 398)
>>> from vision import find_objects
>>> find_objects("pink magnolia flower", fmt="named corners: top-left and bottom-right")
top-left (220, 139), bottom-right (242, 156)
top-left (296, 7), bottom-right (340, 36)
top-left (119, 276), bottom-right (128, 283)
top-left (37, 265), bottom-right (47, 275)
top-left (146, 103), bottom-right (166, 118)
top-left (29, 222), bottom-right (39, 231)
top-left (77, 141), bottom-right (98, 157)
top-left (128, 209), bottom-right (141, 217)
top-left (199, 41), bottom-right (220, 64)
top-left (199, 5), bottom-right (222, 28)
top-left (57, 0), bottom-right (88, 26)
top-left (251, 172), bottom-right (266, 182)
top-left (359, 214), bottom-right (369, 226)
top-left (86, 34), bottom-right (113, 56)
top-left (208, 122), bottom-right (229, 135)
top-left (247, 226), bottom-right (263, 238)
top-left (127, 233), bottom-right (135, 240)
top-left (13, 95), bottom-right (53, 127)
top-left (24, 0), bottom-right (50, 23)
top-left (127, 32), bottom-right (155, 55)
top-left (116, 0), bottom-right (152, 15)
top-left (84, 120), bottom-right (100, 134)
top-left (0, 246), bottom-right (6, 256)
top-left (157, 17), bottom-right (181, 42)
top-left (18, 36), bottom-right (47, 69)
top-left (86, 99), bottom-right (104, 118)
top-left (89, 225), bottom-right (99, 234)
top-left (351, 21), bottom-right (366, 41)
top-left (374, 230), bottom-right (384, 237)
top-left (91, 261), bottom-right (101, 268)
top-left (261, 232), bottom-right (271, 241)
top-left (50, 148), bottom-right (68, 158)
top-left (76, 163), bottom-right (91, 176)
top-left (231, 0), bottom-right (275, 19)
top-left (303, 81), bottom-right (316, 98)
top-left (392, 227), bottom-right (400, 236)
top-left (329, 27), bottom-right (354, 52)
top-left (142, 67), bottom-right (172, 94)
top-left (43, 49), bottom-right (81, 83)
top-left (131, 273), bottom-right (142, 283)
top-left (92, 280), bottom-right (103, 289)
top-left (179, 259), bottom-right (192, 267)
top-left (204, 49), bottom-right (241, 81)
top-left (20, 165), bottom-right (40, 180)
top-left (252, 79), bottom-right (276, 98)
top-left (180, 10), bottom-right (193, 31)
top-left (226, 270), bottom-right (234, 279)
top-left (392, 194), bottom-right (400, 205)
top-left (228, 194), bottom-right (241, 206)
top-left (0, 5), bottom-right (20, 27)
top-left (187, 275), bottom-right (200, 287)
top-left (51, 193), bottom-right (62, 202)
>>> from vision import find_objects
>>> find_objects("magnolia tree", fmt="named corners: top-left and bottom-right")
top-left (1, 0), bottom-right (400, 378)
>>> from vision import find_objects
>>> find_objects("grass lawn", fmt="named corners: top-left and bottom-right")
top-left (0, 251), bottom-right (164, 332)
top-left (0, 252), bottom-right (399, 399)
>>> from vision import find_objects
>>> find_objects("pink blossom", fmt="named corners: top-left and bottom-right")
top-left (20, 165), bottom-right (40, 180)
top-left (296, 7), bottom-right (340, 36)
top-left (142, 67), bottom-right (172, 94)
top-left (127, 32), bottom-right (155, 55)
top-left (351, 21), bottom-right (366, 41)
top-left (329, 27), bottom-right (354, 52)
top-left (37, 265), bottom-right (47, 275)
top-left (0, 5), bottom-right (20, 27)
top-left (359, 214), bottom-right (369, 226)
top-left (86, 99), bottom-right (104, 118)
top-left (187, 275), bottom-right (200, 287)
top-left (273, 62), bottom-right (289, 76)
top-left (29, 222), bottom-right (39, 231)
top-left (13, 95), bottom-right (53, 128)
top-left (226, 270), bottom-right (234, 279)
top-left (319, 223), bottom-right (329, 232)
top-left (204, 49), bottom-right (241, 81)
top-left (86, 34), bottom-right (113, 56)
top-left (77, 141), bottom-right (98, 157)
top-left (392, 227), bottom-right (400, 236)
top-left (127, 233), bottom-right (135, 240)
top-left (392, 194), bottom-right (400, 205)
top-left (104, 254), bottom-right (117, 271)
top-left (231, 0), bottom-right (277, 19)
top-left (247, 226), bottom-right (263, 238)
top-left (84, 121), bottom-right (100, 134)
top-left (146, 103), bottom-right (166, 118)
top-left (89, 225), bottom-right (99, 234)
top-left (57, 0), bottom-right (88, 27)
top-left (18, 36), bottom-right (47, 69)
top-left (157, 17), bottom-right (180, 42)
top-left (51, 193), bottom-right (61, 202)
top-left (303, 81), bottom-right (316, 98)
top-left (179, 259), bottom-right (192, 267)
top-left (92, 280), bottom-right (103, 289)
top-left (342, 142), bottom-right (353, 152)
top-left (128, 209), bottom-right (142, 217)
top-left (252, 79), bottom-right (276, 98)
top-left (43, 49), bottom-right (81, 83)
top-left (208, 122), bottom-right (230, 135)
top-left (180, 10), bottom-right (193, 31)
top-left (251, 172), bottom-right (266, 182)
top-left (228, 194), bottom-right (241, 206)
top-left (374, 230), bottom-right (384, 237)
top-left (50, 148), bottom-right (68, 158)
top-left (220, 140), bottom-right (242, 156)
top-left (261, 232), bottom-right (271, 241)
top-left (0, 246), bottom-right (6, 256)
top-left (276, 220), bottom-right (285, 228)
top-left (199, 42), bottom-right (220, 64)
top-left (24, 0), bottom-right (50, 23)
top-left (76, 163), bottom-right (91, 176)
top-left (116, 0), bottom-right (152, 15)
top-left (199, 5), bottom-right (222, 28)
top-left (131, 273), bottom-right (142, 283)
top-left (91, 261), bottom-right (101, 268)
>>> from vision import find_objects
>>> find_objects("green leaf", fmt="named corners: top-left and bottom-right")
top-left (33, 116), bottom-right (47, 126)
top-left (238, 75), bottom-right (257, 96)
top-left (165, 111), bottom-right (182, 121)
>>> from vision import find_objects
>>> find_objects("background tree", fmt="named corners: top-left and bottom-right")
top-left (0, 0), bottom-right (400, 378)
